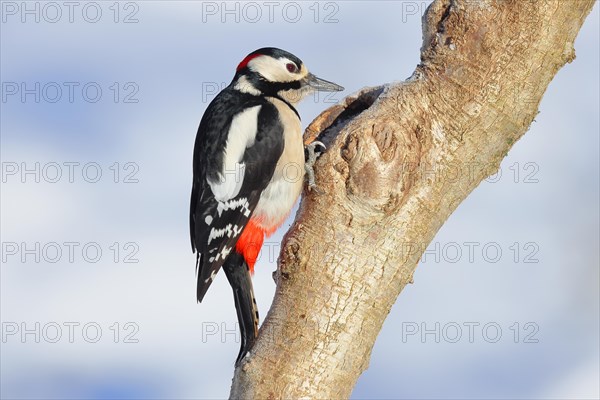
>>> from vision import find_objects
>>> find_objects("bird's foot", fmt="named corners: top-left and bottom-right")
top-left (304, 141), bottom-right (326, 193)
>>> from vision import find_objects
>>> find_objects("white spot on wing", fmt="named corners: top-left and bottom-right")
top-left (205, 215), bottom-right (213, 225)
top-left (208, 224), bottom-right (233, 245)
top-left (216, 197), bottom-right (251, 217)
top-left (220, 246), bottom-right (231, 260)
top-left (205, 269), bottom-right (218, 283)
top-left (232, 225), bottom-right (243, 237)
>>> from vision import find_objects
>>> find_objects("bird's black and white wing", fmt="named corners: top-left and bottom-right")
top-left (190, 89), bottom-right (284, 302)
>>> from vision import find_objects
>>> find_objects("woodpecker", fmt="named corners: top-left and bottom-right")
top-left (190, 47), bottom-right (343, 365)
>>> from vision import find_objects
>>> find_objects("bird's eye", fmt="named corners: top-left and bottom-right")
top-left (286, 63), bottom-right (297, 73)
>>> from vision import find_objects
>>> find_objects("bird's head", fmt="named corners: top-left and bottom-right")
top-left (232, 47), bottom-right (344, 104)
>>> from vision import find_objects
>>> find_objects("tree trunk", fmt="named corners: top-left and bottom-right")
top-left (230, 0), bottom-right (596, 397)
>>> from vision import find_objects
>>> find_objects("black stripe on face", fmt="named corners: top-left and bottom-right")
top-left (240, 73), bottom-right (302, 97)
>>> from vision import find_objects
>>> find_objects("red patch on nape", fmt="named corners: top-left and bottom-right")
top-left (236, 53), bottom-right (263, 72)
top-left (235, 219), bottom-right (265, 274)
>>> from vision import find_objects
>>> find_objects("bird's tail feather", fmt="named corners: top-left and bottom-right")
top-left (196, 253), bottom-right (210, 303)
top-left (222, 252), bottom-right (259, 366)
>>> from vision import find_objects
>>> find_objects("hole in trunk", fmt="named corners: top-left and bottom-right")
top-left (317, 86), bottom-right (384, 147)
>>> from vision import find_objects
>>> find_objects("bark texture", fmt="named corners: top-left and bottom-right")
top-left (230, 0), bottom-right (596, 397)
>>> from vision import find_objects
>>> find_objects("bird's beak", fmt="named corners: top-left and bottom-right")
top-left (304, 73), bottom-right (344, 92)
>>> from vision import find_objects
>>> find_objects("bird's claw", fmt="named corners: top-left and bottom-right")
top-left (305, 141), bottom-right (326, 192)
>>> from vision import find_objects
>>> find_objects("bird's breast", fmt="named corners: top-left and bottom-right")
top-left (252, 97), bottom-right (305, 233)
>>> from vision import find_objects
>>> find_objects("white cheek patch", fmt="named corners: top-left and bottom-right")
top-left (248, 56), bottom-right (306, 83)
top-left (208, 105), bottom-right (261, 201)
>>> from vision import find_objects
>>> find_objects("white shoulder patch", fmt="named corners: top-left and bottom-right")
top-left (234, 76), bottom-right (261, 96)
top-left (208, 105), bottom-right (261, 201)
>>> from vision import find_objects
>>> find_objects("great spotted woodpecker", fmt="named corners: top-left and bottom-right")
top-left (190, 47), bottom-right (343, 365)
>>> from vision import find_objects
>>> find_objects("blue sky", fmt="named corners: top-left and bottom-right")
top-left (1, 1), bottom-right (598, 399)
